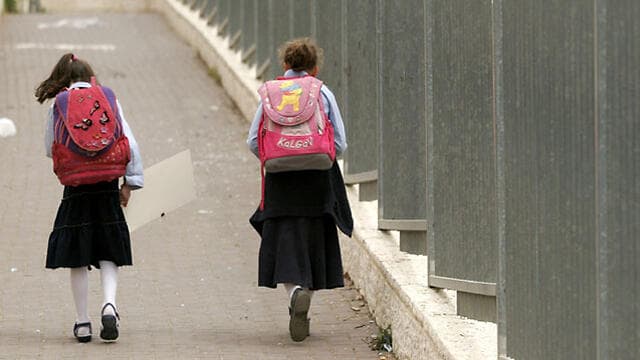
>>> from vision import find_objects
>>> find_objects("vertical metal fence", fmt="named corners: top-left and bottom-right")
top-left (498, 2), bottom-right (597, 358)
top-left (240, 0), bottom-right (256, 65)
top-left (190, 0), bottom-right (640, 358)
top-left (595, 3), bottom-right (640, 358)
top-left (426, 0), bottom-right (497, 322)
top-left (377, 0), bottom-right (428, 255)
top-left (342, 0), bottom-right (379, 202)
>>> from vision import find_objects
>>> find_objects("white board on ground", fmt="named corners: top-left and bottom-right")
top-left (123, 149), bottom-right (196, 232)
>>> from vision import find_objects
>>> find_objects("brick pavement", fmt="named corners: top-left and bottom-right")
top-left (0, 13), bottom-right (383, 359)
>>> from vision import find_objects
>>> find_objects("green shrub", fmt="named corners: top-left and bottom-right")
top-left (5, 0), bottom-right (18, 13)
top-left (370, 325), bottom-right (393, 353)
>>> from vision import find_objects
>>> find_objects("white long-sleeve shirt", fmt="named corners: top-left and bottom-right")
top-left (44, 81), bottom-right (144, 189)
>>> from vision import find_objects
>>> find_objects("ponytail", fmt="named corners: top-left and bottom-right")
top-left (35, 53), bottom-right (96, 103)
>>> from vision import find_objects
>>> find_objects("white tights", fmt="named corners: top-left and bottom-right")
top-left (70, 260), bottom-right (118, 324)
top-left (283, 283), bottom-right (314, 301)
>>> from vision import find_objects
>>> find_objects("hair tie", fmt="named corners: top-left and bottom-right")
top-left (71, 54), bottom-right (78, 62)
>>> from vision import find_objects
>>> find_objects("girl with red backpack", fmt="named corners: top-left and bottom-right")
top-left (35, 53), bottom-right (143, 343)
top-left (246, 38), bottom-right (353, 342)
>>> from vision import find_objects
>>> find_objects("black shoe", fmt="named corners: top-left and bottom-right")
top-left (73, 322), bottom-right (92, 343)
top-left (100, 303), bottom-right (120, 342)
top-left (289, 287), bottom-right (311, 342)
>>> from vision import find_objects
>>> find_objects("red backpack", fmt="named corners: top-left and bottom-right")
top-left (51, 78), bottom-right (130, 186)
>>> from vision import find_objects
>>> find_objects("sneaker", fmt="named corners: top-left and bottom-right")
top-left (289, 287), bottom-right (311, 342)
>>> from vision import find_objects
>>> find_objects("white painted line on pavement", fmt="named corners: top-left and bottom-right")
top-left (37, 17), bottom-right (102, 29)
top-left (14, 43), bottom-right (116, 51)
top-left (0, 118), bottom-right (17, 138)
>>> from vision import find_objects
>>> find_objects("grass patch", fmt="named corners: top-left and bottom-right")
top-left (370, 325), bottom-right (393, 353)
top-left (207, 66), bottom-right (222, 86)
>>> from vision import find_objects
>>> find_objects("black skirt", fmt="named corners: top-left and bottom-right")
top-left (46, 180), bottom-right (132, 269)
top-left (250, 162), bottom-right (353, 290)
top-left (257, 215), bottom-right (344, 290)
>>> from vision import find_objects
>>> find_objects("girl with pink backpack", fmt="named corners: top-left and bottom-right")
top-left (36, 53), bottom-right (143, 343)
top-left (246, 38), bottom-right (353, 342)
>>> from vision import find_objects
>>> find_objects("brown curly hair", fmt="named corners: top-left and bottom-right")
top-left (278, 37), bottom-right (324, 73)
top-left (35, 53), bottom-right (96, 103)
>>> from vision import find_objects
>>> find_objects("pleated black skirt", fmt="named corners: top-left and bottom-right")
top-left (46, 180), bottom-right (132, 269)
top-left (257, 215), bottom-right (344, 290)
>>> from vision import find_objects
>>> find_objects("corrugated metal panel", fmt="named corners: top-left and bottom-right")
top-left (240, 0), bottom-right (256, 65)
top-left (378, 0), bottom-right (426, 227)
top-left (501, 2), bottom-right (596, 358)
top-left (255, 0), bottom-right (271, 79)
top-left (227, 0), bottom-right (242, 48)
top-left (290, 0), bottom-right (311, 39)
top-left (200, 0), bottom-right (215, 21)
top-left (215, 0), bottom-right (230, 37)
top-left (314, 0), bottom-right (344, 105)
top-left (343, 0), bottom-right (378, 182)
top-left (268, 0), bottom-right (291, 80)
top-left (596, 1), bottom-right (640, 358)
top-left (191, 0), bottom-right (205, 13)
top-left (428, 0), bottom-right (496, 284)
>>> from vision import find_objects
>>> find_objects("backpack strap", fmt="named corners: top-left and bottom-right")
top-left (99, 86), bottom-right (123, 138)
top-left (258, 112), bottom-right (266, 210)
top-left (53, 91), bottom-right (71, 145)
top-left (259, 160), bottom-right (266, 211)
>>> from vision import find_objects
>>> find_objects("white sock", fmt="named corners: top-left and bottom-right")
top-left (99, 261), bottom-right (118, 316)
top-left (283, 283), bottom-right (315, 301)
top-left (70, 267), bottom-right (90, 325)
top-left (284, 283), bottom-right (300, 301)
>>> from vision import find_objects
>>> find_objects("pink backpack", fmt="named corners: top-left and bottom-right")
top-left (257, 76), bottom-right (335, 173)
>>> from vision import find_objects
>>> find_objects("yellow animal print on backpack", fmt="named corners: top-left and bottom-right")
top-left (276, 80), bottom-right (303, 112)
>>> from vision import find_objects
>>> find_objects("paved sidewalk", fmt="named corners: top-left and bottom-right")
top-left (0, 13), bottom-right (382, 359)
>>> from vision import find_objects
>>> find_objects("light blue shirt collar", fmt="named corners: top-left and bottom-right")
top-left (283, 69), bottom-right (309, 78)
